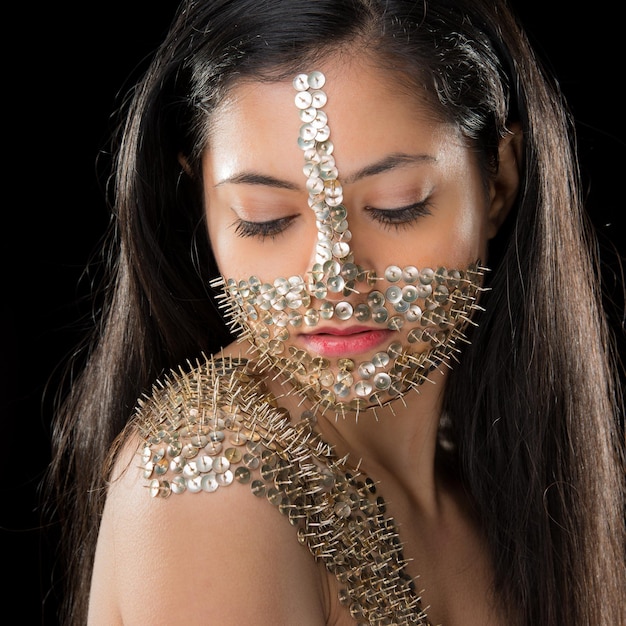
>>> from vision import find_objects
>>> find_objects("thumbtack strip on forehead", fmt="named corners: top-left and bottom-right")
top-left (293, 71), bottom-right (352, 271)
top-left (209, 70), bottom-right (489, 419)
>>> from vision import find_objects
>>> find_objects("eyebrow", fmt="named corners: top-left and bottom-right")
top-left (214, 152), bottom-right (436, 188)
top-left (343, 152), bottom-right (437, 184)
top-left (215, 172), bottom-right (300, 190)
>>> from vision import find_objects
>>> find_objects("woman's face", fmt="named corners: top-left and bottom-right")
top-left (202, 55), bottom-right (501, 415)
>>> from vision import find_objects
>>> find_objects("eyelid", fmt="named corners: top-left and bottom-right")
top-left (231, 214), bottom-right (298, 240)
top-left (230, 197), bottom-right (431, 239)
top-left (365, 199), bottom-right (433, 227)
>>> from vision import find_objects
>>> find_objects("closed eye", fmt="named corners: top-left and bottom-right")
top-left (365, 200), bottom-right (433, 230)
top-left (232, 215), bottom-right (297, 240)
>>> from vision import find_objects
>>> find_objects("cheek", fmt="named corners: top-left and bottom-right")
top-left (206, 208), bottom-right (249, 279)
top-left (375, 208), bottom-right (488, 272)
top-left (447, 206), bottom-right (489, 262)
top-left (419, 154), bottom-right (491, 265)
top-left (207, 216), bottom-right (260, 280)
top-left (207, 210), bottom-right (317, 281)
top-left (429, 184), bottom-right (491, 266)
top-left (206, 210), bottom-right (228, 273)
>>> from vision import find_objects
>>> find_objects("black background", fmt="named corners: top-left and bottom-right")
top-left (4, 3), bottom-right (624, 624)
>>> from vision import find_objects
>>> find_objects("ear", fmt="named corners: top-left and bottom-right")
top-left (178, 152), bottom-right (195, 178)
top-left (487, 122), bottom-right (522, 238)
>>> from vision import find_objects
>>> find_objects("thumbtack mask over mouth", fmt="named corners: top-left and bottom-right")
top-left (211, 71), bottom-right (486, 418)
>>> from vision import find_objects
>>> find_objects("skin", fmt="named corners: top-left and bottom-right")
top-left (88, 51), bottom-right (520, 625)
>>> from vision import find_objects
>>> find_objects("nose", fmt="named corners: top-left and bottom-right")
top-left (303, 170), bottom-right (381, 303)
top-left (303, 190), bottom-right (366, 303)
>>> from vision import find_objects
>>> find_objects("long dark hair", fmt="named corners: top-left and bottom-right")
top-left (48, 1), bottom-right (626, 624)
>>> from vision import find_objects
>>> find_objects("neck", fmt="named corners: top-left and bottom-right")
top-left (269, 366), bottom-right (449, 513)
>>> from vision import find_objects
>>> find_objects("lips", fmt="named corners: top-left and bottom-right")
top-left (298, 327), bottom-right (394, 357)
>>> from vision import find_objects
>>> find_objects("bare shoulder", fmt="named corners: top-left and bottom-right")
top-left (88, 356), bottom-right (327, 625)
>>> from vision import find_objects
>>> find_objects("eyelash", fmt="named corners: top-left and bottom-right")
top-left (232, 216), bottom-right (296, 240)
top-left (366, 200), bottom-right (432, 229)
top-left (232, 200), bottom-right (432, 240)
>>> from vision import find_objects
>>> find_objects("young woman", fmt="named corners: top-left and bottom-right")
top-left (48, 1), bottom-right (626, 624)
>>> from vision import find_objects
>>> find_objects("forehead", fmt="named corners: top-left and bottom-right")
top-left (205, 55), bottom-right (458, 170)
